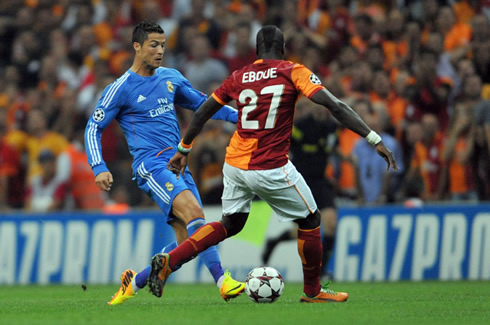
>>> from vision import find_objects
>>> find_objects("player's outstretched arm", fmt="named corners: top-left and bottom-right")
top-left (310, 89), bottom-right (399, 171)
top-left (168, 96), bottom-right (224, 176)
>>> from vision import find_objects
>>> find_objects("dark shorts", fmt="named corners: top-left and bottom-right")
top-left (304, 177), bottom-right (336, 210)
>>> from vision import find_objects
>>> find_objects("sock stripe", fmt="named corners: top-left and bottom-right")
top-left (192, 224), bottom-right (214, 241)
top-left (187, 217), bottom-right (205, 229)
top-left (298, 239), bottom-right (306, 264)
top-left (189, 239), bottom-right (199, 251)
top-left (298, 226), bottom-right (321, 233)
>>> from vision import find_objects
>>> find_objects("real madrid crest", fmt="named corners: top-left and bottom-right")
top-left (166, 81), bottom-right (174, 93)
top-left (165, 182), bottom-right (174, 191)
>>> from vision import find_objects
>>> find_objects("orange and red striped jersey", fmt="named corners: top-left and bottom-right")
top-left (212, 59), bottom-right (324, 170)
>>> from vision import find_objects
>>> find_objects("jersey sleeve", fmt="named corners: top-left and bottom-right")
top-left (175, 72), bottom-right (238, 123)
top-left (291, 64), bottom-right (325, 98)
top-left (212, 105), bottom-right (238, 123)
top-left (84, 78), bottom-right (126, 177)
top-left (211, 73), bottom-right (235, 106)
top-left (174, 73), bottom-right (207, 110)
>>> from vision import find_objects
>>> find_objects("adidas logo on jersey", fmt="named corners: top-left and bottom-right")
top-left (137, 95), bottom-right (146, 103)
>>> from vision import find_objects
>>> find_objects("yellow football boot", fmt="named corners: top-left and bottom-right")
top-left (219, 270), bottom-right (245, 301)
top-left (108, 269), bottom-right (136, 305)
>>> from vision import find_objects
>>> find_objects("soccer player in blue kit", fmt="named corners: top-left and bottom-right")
top-left (84, 21), bottom-right (244, 305)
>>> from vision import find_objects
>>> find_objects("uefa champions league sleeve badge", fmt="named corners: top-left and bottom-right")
top-left (93, 108), bottom-right (105, 122)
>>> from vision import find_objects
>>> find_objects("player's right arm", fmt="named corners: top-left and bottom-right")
top-left (310, 89), bottom-right (398, 171)
top-left (84, 76), bottom-right (126, 191)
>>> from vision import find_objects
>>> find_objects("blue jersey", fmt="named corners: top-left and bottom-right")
top-left (85, 67), bottom-right (237, 177)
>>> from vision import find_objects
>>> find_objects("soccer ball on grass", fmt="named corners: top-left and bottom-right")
top-left (245, 266), bottom-right (284, 303)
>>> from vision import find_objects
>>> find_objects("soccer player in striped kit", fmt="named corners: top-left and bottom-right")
top-left (84, 21), bottom-right (244, 305)
top-left (153, 25), bottom-right (398, 303)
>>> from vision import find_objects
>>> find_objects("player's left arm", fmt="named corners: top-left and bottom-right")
top-left (292, 64), bottom-right (397, 171)
top-left (167, 96), bottom-right (224, 176)
top-left (310, 89), bottom-right (398, 171)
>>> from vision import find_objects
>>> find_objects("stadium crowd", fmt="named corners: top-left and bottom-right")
top-left (0, 0), bottom-right (489, 212)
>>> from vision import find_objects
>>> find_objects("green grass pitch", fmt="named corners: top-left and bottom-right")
top-left (1, 281), bottom-right (489, 325)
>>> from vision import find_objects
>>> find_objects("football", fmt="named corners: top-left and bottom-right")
top-left (245, 266), bottom-right (284, 303)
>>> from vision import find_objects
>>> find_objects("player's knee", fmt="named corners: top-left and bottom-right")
top-left (294, 210), bottom-right (321, 230)
top-left (172, 190), bottom-right (205, 224)
top-left (220, 213), bottom-right (248, 237)
top-left (180, 205), bottom-right (204, 224)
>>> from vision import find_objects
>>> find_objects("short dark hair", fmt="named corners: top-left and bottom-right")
top-left (132, 21), bottom-right (164, 45)
top-left (256, 25), bottom-right (284, 55)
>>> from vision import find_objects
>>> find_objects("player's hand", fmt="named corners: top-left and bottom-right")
top-left (375, 142), bottom-right (399, 171)
top-left (167, 152), bottom-right (188, 179)
top-left (95, 171), bottom-right (113, 191)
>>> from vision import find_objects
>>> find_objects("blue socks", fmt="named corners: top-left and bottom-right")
top-left (133, 218), bottom-right (224, 290)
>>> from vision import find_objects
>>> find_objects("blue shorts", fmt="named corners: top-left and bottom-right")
top-left (134, 157), bottom-right (202, 224)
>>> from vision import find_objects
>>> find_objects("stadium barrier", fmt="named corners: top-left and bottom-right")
top-left (0, 204), bottom-right (489, 285)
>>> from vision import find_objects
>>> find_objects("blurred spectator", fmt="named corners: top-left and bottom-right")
top-left (182, 36), bottom-right (229, 93)
top-left (350, 13), bottom-right (379, 55)
top-left (59, 129), bottom-right (105, 210)
top-left (390, 69), bottom-right (411, 139)
top-left (353, 105), bottom-right (404, 205)
top-left (170, 0), bottom-right (222, 53)
top-left (425, 32), bottom-right (457, 85)
top-left (11, 30), bottom-right (43, 88)
top-left (349, 61), bottom-right (373, 95)
top-left (405, 114), bottom-right (445, 201)
top-left (472, 40), bottom-right (490, 86)
top-left (335, 99), bottom-right (365, 201)
top-left (225, 22), bottom-right (257, 73)
top-left (189, 120), bottom-right (232, 204)
top-left (448, 58), bottom-right (475, 105)
top-left (452, 0), bottom-right (476, 24)
top-left (0, 109), bottom-right (23, 209)
top-left (25, 149), bottom-right (67, 212)
top-left (365, 43), bottom-right (385, 72)
top-left (418, 0), bottom-right (441, 38)
top-left (235, 3), bottom-right (263, 47)
top-left (441, 103), bottom-right (477, 202)
top-left (382, 8), bottom-right (408, 69)
top-left (103, 185), bottom-right (130, 214)
top-left (24, 109), bottom-right (69, 181)
top-left (406, 48), bottom-right (452, 131)
top-left (460, 74), bottom-right (490, 200)
top-left (402, 120), bottom-right (423, 179)
top-left (471, 14), bottom-right (490, 47)
top-left (370, 70), bottom-right (403, 136)
top-left (436, 6), bottom-right (471, 52)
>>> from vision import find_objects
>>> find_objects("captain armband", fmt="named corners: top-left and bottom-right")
top-left (177, 140), bottom-right (193, 155)
top-left (366, 130), bottom-right (382, 146)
